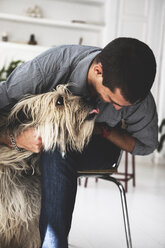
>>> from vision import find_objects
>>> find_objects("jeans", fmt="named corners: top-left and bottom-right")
top-left (39, 135), bottom-right (120, 248)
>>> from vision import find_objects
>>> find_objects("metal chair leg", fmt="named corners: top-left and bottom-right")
top-left (132, 155), bottom-right (136, 187)
top-left (125, 152), bottom-right (128, 192)
top-left (100, 176), bottom-right (133, 248)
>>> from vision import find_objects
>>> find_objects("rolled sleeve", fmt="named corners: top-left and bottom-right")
top-left (124, 93), bottom-right (158, 155)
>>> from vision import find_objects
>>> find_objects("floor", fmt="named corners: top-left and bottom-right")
top-left (69, 159), bottom-right (165, 248)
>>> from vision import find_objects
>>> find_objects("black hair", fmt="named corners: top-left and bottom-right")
top-left (96, 37), bottom-right (156, 104)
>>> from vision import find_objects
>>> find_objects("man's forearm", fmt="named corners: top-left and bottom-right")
top-left (106, 128), bottom-right (136, 153)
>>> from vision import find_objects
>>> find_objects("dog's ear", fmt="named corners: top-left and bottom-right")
top-left (7, 107), bottom-right (33, 131)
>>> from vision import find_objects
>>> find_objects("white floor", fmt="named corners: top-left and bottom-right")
top-left (69, 160), bottom-right (165, 248)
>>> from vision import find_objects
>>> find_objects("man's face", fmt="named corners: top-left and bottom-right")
top-left (96, 84), bottom-right (131, 110)
top-left (88, 62), bottom-right (132, 110)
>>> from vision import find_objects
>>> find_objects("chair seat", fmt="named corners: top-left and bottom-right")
top-left (77, 168), bottom-right (117, 175)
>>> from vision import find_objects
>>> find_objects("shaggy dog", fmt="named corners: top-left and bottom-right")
top-left (0, 85), bottom-right (99, 248)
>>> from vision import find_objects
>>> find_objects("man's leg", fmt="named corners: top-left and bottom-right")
top-left (39, 149), bottom-right (78, 248)
top-left (39, 135), bottom-right (120, 248)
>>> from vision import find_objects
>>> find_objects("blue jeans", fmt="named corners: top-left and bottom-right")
top-left (39, 135), bottom-right (120, 248)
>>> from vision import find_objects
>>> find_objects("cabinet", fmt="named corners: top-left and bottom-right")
top-left (0, 41), bottom-right (49, 68)
top-left (0, 0), bottom-right (105, 47)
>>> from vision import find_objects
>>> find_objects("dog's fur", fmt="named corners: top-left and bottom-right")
top-left (0, 85), bottom-right (97, 248)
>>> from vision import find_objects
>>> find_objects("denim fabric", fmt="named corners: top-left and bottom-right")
top-left (39, 135), bottom-right (120, 248)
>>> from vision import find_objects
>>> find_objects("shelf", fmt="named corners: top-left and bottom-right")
top-left (54, 0), bottom-right (105, 6)
top-left (0, 41), bottom-right (50, 51)
top-left (0, 13), bottom-right (104, 32)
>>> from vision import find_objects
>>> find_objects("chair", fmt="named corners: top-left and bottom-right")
top-left (116, 151), bottom-right (136, 192)
top-left (77, 150), bottom-right (133, 248)
top-left (81, 151), bottom-right (136, 192)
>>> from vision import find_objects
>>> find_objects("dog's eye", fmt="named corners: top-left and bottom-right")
top-left (56, 96), bottom-right (64, 106)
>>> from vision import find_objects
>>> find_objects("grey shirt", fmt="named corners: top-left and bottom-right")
top-left (0, 45), bottom-right (158, 155)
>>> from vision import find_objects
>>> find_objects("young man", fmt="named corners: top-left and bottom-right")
top-left (0, 37), bottom-right (158, 247)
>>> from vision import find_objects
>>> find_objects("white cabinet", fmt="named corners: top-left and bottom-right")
top-left (0, 0), bottom-right (105, 47)
top-left (0, 41), bottom-right (49, 68)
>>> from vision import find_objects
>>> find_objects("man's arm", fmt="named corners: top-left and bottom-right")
top-left (0, 60), bottom-right (44, 109)
top-left (106, 128), bottom-right (135, 152)
top-left (95, 92), bottom-right (158, 155)
top-left (94, 123), bottom-right (135, 152)
top-left (0, 58), bottom-right (45, 152)
top-left (125, 93), bottom-right (158, 155)
top-left (113, 93), bottom-right (158, 155)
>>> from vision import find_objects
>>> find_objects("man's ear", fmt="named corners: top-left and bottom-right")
top-left (93, 62), bottom-right (103, 76)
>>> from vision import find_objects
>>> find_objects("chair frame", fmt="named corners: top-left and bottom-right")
top-left (77, 151), bottom-right (133, 248)
top-left (114, 151), bottom-right (136, 192)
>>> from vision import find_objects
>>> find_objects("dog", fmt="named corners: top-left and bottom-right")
top-left (0, 84), bottom-right (99, 248)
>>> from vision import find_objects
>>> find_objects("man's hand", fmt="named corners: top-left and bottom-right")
top-left (93, 123), bottom-right (103, 136)
top-left (93, 122), bottom-right (135, 153)
top-left (93, 122), bottom-right (111, 138)
top-left (15, 128), bottom-right (43, 153)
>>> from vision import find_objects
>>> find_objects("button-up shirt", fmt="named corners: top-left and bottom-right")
top-left (0, 45), bottom-right (158, 155)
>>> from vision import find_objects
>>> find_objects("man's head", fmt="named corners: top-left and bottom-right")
top-left (91, 37), bottom-right (156, 108)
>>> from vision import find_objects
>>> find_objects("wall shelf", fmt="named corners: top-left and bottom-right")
top-left (0, 13), bottom-right (104, 32)
top-left (54, 0), bottom-right (105, 6)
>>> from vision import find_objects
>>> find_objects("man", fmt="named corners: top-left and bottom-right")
top-left (0, 37), bottom-right (158, 247)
